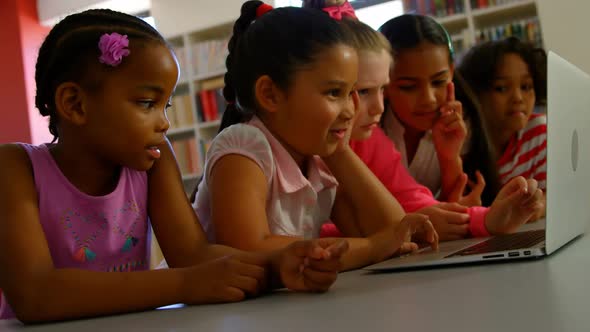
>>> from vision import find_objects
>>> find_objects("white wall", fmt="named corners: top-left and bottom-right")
top-left (37, 0), bottom-right (150, 26)
top-left (151, 0), bottom-right (273, 37)
top-left (536, 0), bottom-right (590, 74)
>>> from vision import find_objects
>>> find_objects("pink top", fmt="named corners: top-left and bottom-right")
top-left (194, 116), bottom-right (338, 241)
top-left (1, 144), bottom-right (150, 319)
top-left (321, 128), bottom-right (490, 238)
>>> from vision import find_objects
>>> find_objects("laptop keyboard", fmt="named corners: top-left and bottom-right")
top-left (446, 229), bottom-right (545, 257)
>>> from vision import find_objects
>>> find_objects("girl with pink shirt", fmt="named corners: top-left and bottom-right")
top-left (0, 8), bottom-right (350, 324)
top-left (193, 1), bottom-right (439, 272)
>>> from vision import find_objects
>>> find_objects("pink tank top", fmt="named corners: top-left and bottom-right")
top-left (0, 144), bottom-right (151, 319)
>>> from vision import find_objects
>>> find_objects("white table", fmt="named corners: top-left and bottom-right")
top-left (2, 225), bottom-right (589, 332)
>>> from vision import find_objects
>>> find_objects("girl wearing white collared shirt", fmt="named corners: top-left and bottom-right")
top-left (193, 2), bottom-right (439, 272)
top-left (379, 14), bottom-right (502, 207)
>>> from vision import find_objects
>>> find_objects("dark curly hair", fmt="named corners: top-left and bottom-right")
top-left (457, 36), bottom-right (547, 106)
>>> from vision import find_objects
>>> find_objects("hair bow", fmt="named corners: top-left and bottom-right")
top-left (322, 1), bottom-right (357, 20)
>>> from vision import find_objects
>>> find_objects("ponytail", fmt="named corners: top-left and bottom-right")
top-left (218, 1), bottom-right (267, 133)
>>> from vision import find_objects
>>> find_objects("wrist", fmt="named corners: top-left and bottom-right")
top-left (178, 267), bottom-right (192, 303)
top-left (267, 250), bottom-right (284, 290)
top-left (470, 206), bottom-right (492, 237)
top-left (367, 233), bottom-right (387, 264)
top-left (438, 155), bottom-right (462, 168)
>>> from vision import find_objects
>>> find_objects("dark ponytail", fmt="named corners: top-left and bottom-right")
top-left (218, 1), bottom-right (263, 133)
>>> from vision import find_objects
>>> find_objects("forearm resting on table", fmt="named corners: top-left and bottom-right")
top-left (323, 147), bottom-right (405, 234)
top-left (4, 268), bottom-right (188, 323)
top-left (217, 233), bottom-right (380, 273)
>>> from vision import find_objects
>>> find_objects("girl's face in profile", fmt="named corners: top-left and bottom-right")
top-left (351, 49), bottom-right (392, 140)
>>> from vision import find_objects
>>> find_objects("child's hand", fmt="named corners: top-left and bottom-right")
top-left (432, 82), bottom-right (467, 162)
top-left (415, 202), bottom-right (470, 241)
top-left (447, 171), bottom-right (486, 207)
top-left (485, 176), bottom-right (545, 234)
top-left (369, 214), bottom-right (439, 262)
top-left (527, 192), bottom-right (546, 222)
top-left (182, 254), bottom-right (267, 304)
top-left (278, 239), bottom-right (349, 292)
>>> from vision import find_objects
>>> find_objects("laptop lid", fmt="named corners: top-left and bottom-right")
top-left (545, 51), bottom-right (590, 254)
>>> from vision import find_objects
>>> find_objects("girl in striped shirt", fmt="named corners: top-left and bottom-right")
top-left (458, 37), bottom-right (547, 220)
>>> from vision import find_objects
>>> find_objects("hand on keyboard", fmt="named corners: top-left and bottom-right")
top-left (415, 203), bottom-right (470, 241)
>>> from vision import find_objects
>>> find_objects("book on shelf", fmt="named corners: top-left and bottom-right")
top-left (191, 38), bottom-right (230, 77)
top-left (475, 17), bottom-right (542, 47)
top-left (172, 45), bottom-right (187, 82)
top-left (169, 94), bottom-right (195, 129)
top-left (196, 76), bottom-right (226, 123)
top-left (403, 0), bottom-right (464, 17)
top-left (200, 76), bottom-right (224, 90)
top-left (171, 137), bottom-right (201, 175)
top-left (470, 0), bottom-right (525, 10)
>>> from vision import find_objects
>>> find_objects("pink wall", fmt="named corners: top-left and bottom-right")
top-left (0, 0), bottom-right (51, 144)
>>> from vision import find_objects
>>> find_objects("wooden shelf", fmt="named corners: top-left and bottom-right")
top-left (177, 77), bottom-right (190, 85)
top-left (472, 0), bottom-right (537, 26)
top-left (451, 34), bottom-right (465, 42)
top-left (198, 119), bottom-right (221, 130)
top-left (193, 69), bottom-right (226, 81)
top-left (165, 22), bottom-right (233, 195)
top-left (439, 12), bottom-right (467, 25)
top-left (438, 12), bottom-right (468, 32)
top-left (167, 126), bottom-right (195, 137)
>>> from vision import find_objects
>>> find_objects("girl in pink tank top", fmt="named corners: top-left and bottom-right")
top-left (0, 6), bottom-right (350, 323)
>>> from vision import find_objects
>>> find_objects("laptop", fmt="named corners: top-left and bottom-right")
top-left (364, 51), bottom-right (590, 271)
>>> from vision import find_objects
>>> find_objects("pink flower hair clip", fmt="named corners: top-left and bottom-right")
top-left (98, 32), bottom-right (130, 67)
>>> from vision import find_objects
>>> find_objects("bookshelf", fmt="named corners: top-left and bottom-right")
top-left (166, 22), bottom-right (233, 195)
top-left (402, 0), bottom-right (542, 60)
top-left (164, 0), bottom-right (542, 196)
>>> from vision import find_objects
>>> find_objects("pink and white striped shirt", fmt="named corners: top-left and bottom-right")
top-left (497, 114), bottom-right (547, 190)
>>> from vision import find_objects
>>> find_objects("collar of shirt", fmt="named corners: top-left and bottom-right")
top-left (248, 116), bottom-right (339, 194)
top-left (382, 108), bottom-right (433, 168)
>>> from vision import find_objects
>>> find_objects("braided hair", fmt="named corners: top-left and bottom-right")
top-left (35, 9), bottom-right (167, 142)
